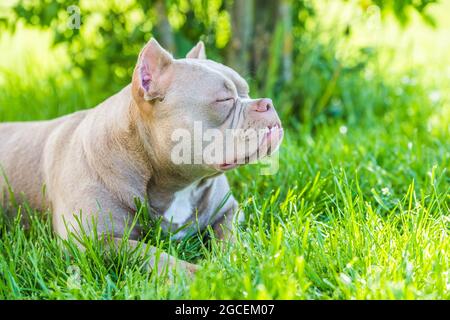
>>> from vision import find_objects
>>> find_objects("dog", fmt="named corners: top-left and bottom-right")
top-left (0, 38), bottom-right (283, 275)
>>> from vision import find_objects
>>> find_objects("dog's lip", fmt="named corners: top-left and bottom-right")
top-left (262, 123), bottom-right (284, 156)
top-left (218, 123), bottom-right (283, 171)
top-left (219, 163), bottom-right (239, 170)
top-left (264, 123), bottom-right (283, 139)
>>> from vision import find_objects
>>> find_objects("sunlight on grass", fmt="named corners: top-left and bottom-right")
top-left (0, 25), bottom-right (69, 83)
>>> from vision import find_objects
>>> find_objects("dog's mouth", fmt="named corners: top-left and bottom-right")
top-left (218, 123), bottom-right (283, 171)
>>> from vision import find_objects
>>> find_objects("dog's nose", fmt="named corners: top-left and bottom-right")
top-left (251, 98), bottom-right (273, 112)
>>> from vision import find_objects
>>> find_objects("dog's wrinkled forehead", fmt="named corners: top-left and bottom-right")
top-left (174, 59), bottom-right (250, 99)
top-left (197, 60), bottom-right (250, 96)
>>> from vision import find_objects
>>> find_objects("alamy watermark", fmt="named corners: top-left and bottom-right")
top-left (67, 5), bottom-right (81, 30)
top-left (66, 265), bottom-right (82, 290)
top-left (170, 121), bottom-right (282, 175)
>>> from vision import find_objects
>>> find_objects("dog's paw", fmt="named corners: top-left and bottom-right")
top-left (182, 261), bottom-right (200, 276)
top-left (150, 254), bottom-right (199, 280)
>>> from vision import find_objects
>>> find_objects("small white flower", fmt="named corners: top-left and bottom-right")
top-left (401, 76), bottom-right (412, 85)
top-left (339, 273), bottom-right (352, 285)
top-left (339, 125), bottom-right (348, 135)
top-left (429, 90), bottom-right (441, 103)
top-left (408, 142), bottom-right (413, 150)
top-left (401, 76), bottom-right (416, 86)
top-left (381, 187), bottom-right (390, 196)
top-left (406, 262), bottom-right (413, 276)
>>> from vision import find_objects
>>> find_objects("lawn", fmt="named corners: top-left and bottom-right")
top-left (0, 2), bottom-right (449, 299)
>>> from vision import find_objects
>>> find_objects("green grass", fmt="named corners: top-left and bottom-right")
top-left (0, 3), bottom-right (449, 299)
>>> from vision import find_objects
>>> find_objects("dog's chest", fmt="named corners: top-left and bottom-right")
top-left (154, 175), bottom-right (233, 239)
top-left (163, 184), bottom-right (196, 225)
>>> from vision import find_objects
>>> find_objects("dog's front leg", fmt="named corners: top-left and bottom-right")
top-left (110, 238), bottom-right (199, 277)
top-left (212, 199), bottom-right (244, 242)
top-left (52, 195), bottom-right (198, 278)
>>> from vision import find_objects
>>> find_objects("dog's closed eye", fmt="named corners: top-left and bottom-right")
top-left (216, 97), bottom-right (234, 103)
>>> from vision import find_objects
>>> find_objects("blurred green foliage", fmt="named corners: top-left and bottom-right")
top-left (0, 0), bottom-right (438, 125)
top-left (2, 0), bottom-right (233, 88)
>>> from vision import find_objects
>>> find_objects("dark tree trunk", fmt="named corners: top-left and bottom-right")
top-left (155, 0), bottom-right (175, 53)
top-left (226, 0), bottom-right (292, 92)
top-left (280, 0), bottom-right (293, 82)
top-left (226, 0), bottom-right (254, 76)
top-left (250, 0), bottom-right (280, 81)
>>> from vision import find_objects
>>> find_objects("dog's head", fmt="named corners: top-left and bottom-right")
top-left (131, 38), bottom-right (283, 175)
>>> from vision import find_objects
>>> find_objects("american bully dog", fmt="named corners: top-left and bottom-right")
top-left (0, 38), bottom-right (283, 275)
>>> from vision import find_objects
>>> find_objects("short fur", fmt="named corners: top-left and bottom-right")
top-left (0, 39), bottom-right (283, 275)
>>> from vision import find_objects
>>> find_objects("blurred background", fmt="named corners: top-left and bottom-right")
top-left (0, 0), bottom-right (450, 299)
top-left (0, 0), bottom-right (448, 133)
top-left (0, 0), bottom-right (449, 300)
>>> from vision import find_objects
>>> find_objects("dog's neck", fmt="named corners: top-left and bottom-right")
top-left (82, 85), bottom-right (205, 212)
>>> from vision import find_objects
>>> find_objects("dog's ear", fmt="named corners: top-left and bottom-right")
top-left (132, 38), bottom-right (173, 102)
top-left (186, 41), bottom-right (207, 59)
